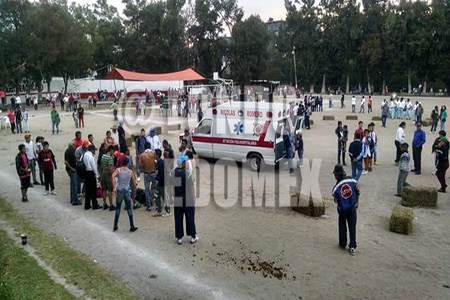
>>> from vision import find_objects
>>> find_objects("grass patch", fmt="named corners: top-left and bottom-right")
top-left (0, 198), bottom-right (138, 300)
top-left (0, 229), bottom-right (76, 299)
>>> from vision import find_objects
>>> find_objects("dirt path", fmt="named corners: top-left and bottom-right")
top-left (1, 96), bottom-right (450, 299)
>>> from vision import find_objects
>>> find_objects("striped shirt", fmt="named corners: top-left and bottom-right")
top-left (100, 154), bottom-right (113, 175)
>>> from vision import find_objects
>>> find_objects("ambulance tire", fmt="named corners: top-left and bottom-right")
top-left (247, 153), bottom-right (264, 172)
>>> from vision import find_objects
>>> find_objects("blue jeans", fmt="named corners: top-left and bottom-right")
top-left (114, 189), bottom-right (135, 229)
top-left (144, 172), bottom-right (157, 208)
top-left (68, 172), bottom-right (79, 204)
top-left (351, 160), bottom-right (363, 181)
top-left (52, 121), bottom-right (59, 134)
top-left (406, 109), bottom-right (411, 120)
top-left (381, 114), bottom-right (387, 127)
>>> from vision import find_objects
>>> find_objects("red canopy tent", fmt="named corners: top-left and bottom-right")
top-left (105, 67), bottom-right (205, 81)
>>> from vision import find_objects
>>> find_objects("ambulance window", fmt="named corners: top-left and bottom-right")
top-left (275, 122), bottom-right (284, 139)
top-left (195, 118), bottom-right (212, 135)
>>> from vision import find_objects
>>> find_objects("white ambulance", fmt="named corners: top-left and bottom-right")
top-left (192, 101), bottom-right (302, 171)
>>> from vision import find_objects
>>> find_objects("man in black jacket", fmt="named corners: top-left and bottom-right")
top-left (348, 137), bottom-right (364, 181)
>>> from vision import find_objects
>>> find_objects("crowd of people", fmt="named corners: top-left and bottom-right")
top-left (14, 120), bottom-right (199, 244)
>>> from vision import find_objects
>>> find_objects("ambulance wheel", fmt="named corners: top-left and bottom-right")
top-left (247, 153), bottom-right (264, 172)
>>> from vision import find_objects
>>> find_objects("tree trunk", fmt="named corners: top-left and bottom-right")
top-left (423, 74), bottom-right (428, 94)
top-left (407, 68), bottom-right (412, 94)
top-left (382, 78), bottom-right (386, 95)
top-left (358, 82), bottom-right (362, 94)
top-left (321, 74), bottom-right (326, 94)
top-left (366, 68), bottom-right (372, 95)
top-left (346, 74), bottom-right (350, 94)
top-left (63, 76), bottom-right (69, 94)
top-left (309, 84), bottom-right (314, 94)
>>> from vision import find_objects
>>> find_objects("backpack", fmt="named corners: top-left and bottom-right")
top-left (76, 153), bottom-right (86, 179)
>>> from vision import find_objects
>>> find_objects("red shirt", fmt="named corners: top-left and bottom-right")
top-left (39, 150), bottom-right (55, 172)
top-left (73, 138), bottom-right (83, 148)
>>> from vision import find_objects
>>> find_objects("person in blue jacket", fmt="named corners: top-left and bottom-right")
top-left (332, 164), bottom-right (360, 256)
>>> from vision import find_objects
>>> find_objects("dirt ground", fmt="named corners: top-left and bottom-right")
top-left (0, 95), bottom-right (449, 299)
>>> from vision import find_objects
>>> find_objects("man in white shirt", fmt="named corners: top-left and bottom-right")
top-left (83, 145), bottom-right (102, 210)
top-left (24, 133), bottom-right (38, 185)
top-left (359, 96), bottom-right (365, 113)
top-left (146, 128), bottom-right (161, 151)
top-left (395, 122), bottom-right (406, 165)
top-left (351, 96), bottom-right (356, 113)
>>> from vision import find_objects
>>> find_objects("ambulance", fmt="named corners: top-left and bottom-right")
top-left (191, 101), bottom-right (303, 171)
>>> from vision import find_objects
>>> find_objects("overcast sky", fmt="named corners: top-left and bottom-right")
top-left (71, 0), bottom-right (287, 22)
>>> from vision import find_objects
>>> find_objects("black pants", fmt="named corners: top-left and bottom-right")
top-left (11, 122), bottom-right (15, 133)
top-left (84, 171), bottom-right (99, 209)
top-left (43, 170), bottom-right (54, 191)
top-left (339, 207), bottom-right (357, 249)
top-left (412, 146), bottom-right (422, 173)
top-left (337, 141), bottom-right (346, 165)
top-left (436, 161), bottom-right (449, 190)
top-left (174, 205), bottom-right (196, 239)
top-left (395, 140), bottom-right (401, 163)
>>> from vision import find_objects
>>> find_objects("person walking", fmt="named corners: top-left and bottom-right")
top-left (359, 96), bottom-right (365, 113)
top-left (83, 145), bottom-right (102, 210)
top-left (283, 126), bottom-right (295, 173)
top-left (411, 122), bottom-right (426, 175)
top-left (351, 96), bottom-right (356, 113)
top-left (368, 122), bottom-right (378, 166)
top-left (23, 133), bottom-right (38, 186)
top-left (110, 100), bottom-right (118, 121)
top-left (15, 107), bottom-right (23, 133)
top-left (118, 120), bottom-right (127, 153)
top-left (112, 157), bottom-right (138, 232)
top-left (435, 133), bottom-right (449, 193)
top-left (22, 107), bottom-right (29, 133)
top-left (367, 95), bottom-right (373, 113)
top-left (295, 132), bottom-right (304, 167)
top-left (64, 143), bottom-right (81, 205)
top-left (430, 105), bottom-right (440, 133)
top-left (335, 121), bottom-right (344, 165)
top-left (51, 107), bottom-right (60, 134)
top-left (171, 155), bottom-right (198, 245)
top-left (7, 108), bottom-right (16, 134)
top-left (395, 122), bottom-right (406, 165)
top-left (348, 136), bottom-right (364, 181)
top-left (381, 100), bottom-right (389, 127)
top-left (332, 164), bottom-right (359, 256)
top-left (439, 105), bottom-right (447, 132)
top-left (16, 144), bottom-right (31, 202)
top-left (38, 141), bottom-right (57, 195)
top-left (396, 143), bottom-right (410, 197)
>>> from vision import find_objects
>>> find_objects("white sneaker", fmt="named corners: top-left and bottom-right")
top-left (190, 236), bottom-right (199, 244)
top-left (51, 191), bottom-right (57, 195)
top-left (349, 248), bottom-right (356, 256)
top-left (177, 239), bottom-right (182, 245)
top-left (162, 212), bottom-right (171, 218)
top-left (43, 191), bottom-right (49, 196)
top-left (137, 177), bottom-right (141, 182)
top-left (362, 170), bottom-right (368, 175)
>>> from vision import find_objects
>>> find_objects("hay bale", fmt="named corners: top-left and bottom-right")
top-left (401, 186), bottom-right (438, 207)
top-left (421, 118), bottom-right (431, 127)
top-left (167, 124), bottom-right (181, 131)
top-left (346, 115), bottom-right (358, 120)
top-left (291, 192), bottom-right (325, 217)
top-left (389, 205), bottom-right (414, 234)
top-left (372, 116), bottom-right (382, 121)
top-left (322, 115), bottom-right (335, 121)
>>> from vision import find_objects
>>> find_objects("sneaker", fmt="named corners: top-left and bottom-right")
top-left (92, 205), bottom-right (102, 210)
top-left (43, 191), bottom-right (49, 196)
top-left (362, 170), bottom-right (368, 175)
top-left (177, 239), bottom-right (182, 245)
top-left (190, 236), bottom-right (199, 244)
top-left (109, 205), bottom-right (116, 211)
top-left (349, 248), bottom-right (356, 256)
top-left (29, 183), bottom-right (34, 188)
top-left (130, 227), bottom-right (138, 232)
top-left (137, 177), bottom-right (141, 182)
top-left (103, 204), bottom-right (109, 210)
top-left (162, 212), bottom-right (171, 218)
top-left (432, 169), bottom-right (437, 175)
top-left (22, 196), bottom-right (28, 202)
top-left (51, 191), bottom-right (57, 195)
top-left (33, 181), bottom-right (40, 185)
top-left (133, 203), bottom-right (141, 209)
top-left (113, 226), bottom-right (118, 232)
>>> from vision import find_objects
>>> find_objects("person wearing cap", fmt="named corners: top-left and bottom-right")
top-left (23, 133), bottom-right (39, 186)
top-left (395, 122), bottom-right (406, 165)
top-left (64, 142), bottom-right (81, 205)
top-left (139, 148), bottom-right (157, 212)
top-left (331, 164), bottom-right (360, 256)
top-left (171, 155), bottom-right (198, 245)
top-left (434, 132), bottom-right (449, 193)
top-left (146, 128), bottom-right (161, 151)
top-left (83, 144), bottom-right (102, 210)
top-left (411, 121), bottom-right (426, 175)
top-left (396, 142), bottom-right (411, 196)
top-left (16, 144), bottom-right (31, 202)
